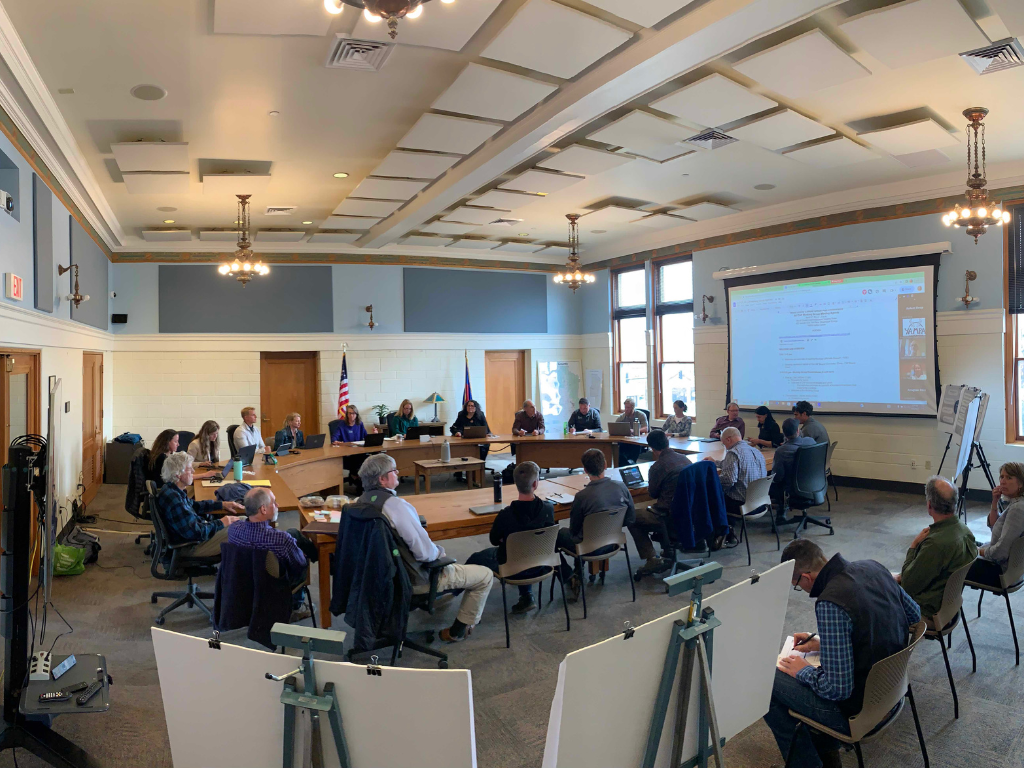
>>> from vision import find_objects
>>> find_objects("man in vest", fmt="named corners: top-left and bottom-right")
top-left (765, 540), bottom-right (921, 768)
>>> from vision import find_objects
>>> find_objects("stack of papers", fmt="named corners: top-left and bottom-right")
top-left (313, 510), bottom-right (343, 524)
top-left (778, 635), bottom-right (821, 667)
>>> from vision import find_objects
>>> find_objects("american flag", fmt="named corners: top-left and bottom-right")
top-left (337, 353), bottom-right (349, 417)
top-left (462, 352), bottom-right (472, 406)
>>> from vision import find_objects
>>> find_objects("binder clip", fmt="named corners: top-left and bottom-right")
top-left (366, 655), bottom-right (382, 677)
top-left (750, 569), bottom-right (760, 585)
top-left (208, 631), bottom-right (221, 650)
top-left (622, 621), bottom-right (635, 640)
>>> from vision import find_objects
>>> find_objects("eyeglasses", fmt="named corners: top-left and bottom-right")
top-left (792, 573), bottom-right (808, 591)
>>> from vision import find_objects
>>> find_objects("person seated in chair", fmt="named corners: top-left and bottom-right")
top-left (158, 452), bottom-right (244, 557)
top-left (450, 399), bottom-right (491, 477)
top-left (567, 398), bottom-right (601, 433)
top-left (274, 412), bottom-right (305, 451)
top-left (966, 461), bottom-right (1024, 588)
top-left (616, 398), bottom-right (649, 465)
top-left (748, 405), bottom-right (783, 448)
top-left (358, 453), bottom-right (493, 643)
top-left (629, 430), bottom-right (691, 577)
top-left (765, 540), bottom-right (921, 768)
top-left (390, 399), bottom-right (419, 436)
top-left (895, 476), bottom-right (976, 622)
top-left (703, 426), bottom-right (765, 546)
top-left (187, 420), bottom-right (221, 465)
top-left (466, 461), bottom-right (569, 614)
top-left (770, 418), bottom-right (815, 524)
top-left (513, 400), bottom-right (545, 436)
top-left (234, 407), bottom-right (267, 456)
top-left (709, 402), bottom-right (745, 439)
top-left (793, 400), bottom-right (829, 444)
top-left (661, 400), bottom-right (692, 438)
top-left (230, 487), bottom-right (319, 622)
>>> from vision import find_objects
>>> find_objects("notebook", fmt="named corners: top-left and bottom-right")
top-left (778, 635), bottom-right (821, 667)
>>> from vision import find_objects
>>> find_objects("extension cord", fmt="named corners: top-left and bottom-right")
top-left (29, 651), bottom-right (52, 681)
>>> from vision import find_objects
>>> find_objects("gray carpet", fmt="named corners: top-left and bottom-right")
top-left (3, 461), bottom-right (1023, 768)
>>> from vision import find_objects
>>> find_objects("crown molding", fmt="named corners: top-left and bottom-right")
top-left (112, 250), bottom-right (565, 271)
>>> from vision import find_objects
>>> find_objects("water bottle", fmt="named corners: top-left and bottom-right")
top-left (563, 422), bottom-right (568, 437)
top-left (232, 458), bottom-right (243, 481)
top-left (633, 416), bottom-right (640, 436)
top-left (493, 472), bottom-right (502, 504)
top-left (441, 439), bottom-right (451, 463)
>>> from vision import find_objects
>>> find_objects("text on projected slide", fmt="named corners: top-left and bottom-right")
top-left (729, 268), bottom-right (936, 415)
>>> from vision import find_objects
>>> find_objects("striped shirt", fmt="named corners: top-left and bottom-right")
top-left (716, 441), bottom-right (766, 501)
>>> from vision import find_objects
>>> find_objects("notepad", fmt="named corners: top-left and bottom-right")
top-left (202, 479), bottom-right (273, 488)
top-left (778, 635), bottom-right (821, 667)
top-left (313, 510), bottom-right (343, 524)
top-left (543, 492), bottom-right (575, 505)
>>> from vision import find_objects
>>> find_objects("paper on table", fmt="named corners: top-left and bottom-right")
top-left (779, 635), bottom-right (821, 667)
top-left (542, 492), bottom-right (575, 505)
top-left (202, 479), bottom-right (272, 488)
top-left (313, 510), bottom-right (343, 524)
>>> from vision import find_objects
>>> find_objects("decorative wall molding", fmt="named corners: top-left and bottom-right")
top-left (710, 242), bottom-right (951, 280)
top-left (112, 250), bottom-right (563, 271)
top-left (0, 299), bottom-right (114, 351)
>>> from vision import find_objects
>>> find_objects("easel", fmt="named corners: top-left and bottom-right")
top-left (260, 624), bottom-right (352, 768)
top-left (642, 562), bottom-right (726, 768)
top-left (955, 441), bottom-right (996, 522)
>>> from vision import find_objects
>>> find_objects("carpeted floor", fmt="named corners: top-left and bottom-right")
top-left (3, 458), bottom-right (1023, 767)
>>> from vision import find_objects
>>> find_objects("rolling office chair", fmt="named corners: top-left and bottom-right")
top-left (787, 442), bottom-right (833, 538)
top-left (825, 440), bottom-right (839, 506)
top-left (226, 424), bottom-right (240, 460)
top-left (176, 430), bottom-right (196, 452)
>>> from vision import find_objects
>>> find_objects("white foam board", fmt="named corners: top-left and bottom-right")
top-left (199, 229), bottom-right (242, 242)
top-left (582, 0), bottom-right (699, 27)
top-left (471, 189), bottom-right (544, 210)
top-left (441, 206), bottom-right (511, 225)
top-left (308, 231), bottom-right (362, 244)
top-left (202, 173), bottom-right (272, 196)
top-left (122, 172), bottom-right (190, 195)
top-left (398, 113), bottom-right (502, 155)
top-left (432, 63), bottom-right (558, 121)
top-left (254, 230), bottom-right (305, 242)
top-left (728, 110), bottom-right (834, 151)
top-left (352, 177), bottom-right (430, 200)
top-left (537, 145), bottom-right (634, 175)
top-left (675, 202), bottom-right (736, 220)
top-left (500, 169), bottom-right (585, 195)
top-left (333, 198), bottom-right (405, 217)
top-left (783, 136), bottom-right (879, 167)
top-left (372, 150), bottom-right (461, 179)
top-left (401, 235), bottom-right (456, 247)
top-left (858, 118), bottom-right (959, 155)
top-left (141, 229), bottom-right (192, 242)
top-left (111, 142), bottom-right (189, 173)
top-left (588, 111), bottom-right (696, 162)
top-left (322, 215), bottom-right (381, 229)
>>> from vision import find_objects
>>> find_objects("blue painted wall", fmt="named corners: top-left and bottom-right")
top-left (333, 264), bottom-right (404, 334)
top-left (581, 269), bottom-right (611, 334)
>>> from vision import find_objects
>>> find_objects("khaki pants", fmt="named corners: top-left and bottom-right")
top-left (181, 526), bottom-right (230, 558)
top-left (629, 505), bottom-right (671, 561)
top-left (436, 563), bottom-right (494, 626)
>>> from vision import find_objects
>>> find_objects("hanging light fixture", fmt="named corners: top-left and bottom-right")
top-left (218, 194), bottom-right (269, 286)
top-left (552, 214), bottom-right (596, 293)
top-left (339, 0), bottom-right (443, 39)
top-left (941, 107), bottom-right (1010, 244)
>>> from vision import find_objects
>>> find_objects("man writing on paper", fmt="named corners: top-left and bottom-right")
top-left (567, 398), bottom-right (601, 433)
top-left (766, 540), bottom-right (920, 768)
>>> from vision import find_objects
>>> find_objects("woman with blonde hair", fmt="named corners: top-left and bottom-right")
top-left (274, 412), bottom-right (305, 450)
top-left (967, 461), bottom-right (1024, 587)
top-left (187, 420), bottom-right (221, 464)
top-left (390, 399), bottom-right (419, 436)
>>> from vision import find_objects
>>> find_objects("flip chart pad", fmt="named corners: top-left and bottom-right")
top-left (542, 561), bottom-right (791, 768)
top-left (153, 628), bottom-right (477, 768)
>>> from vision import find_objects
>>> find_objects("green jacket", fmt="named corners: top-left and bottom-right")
top-left (899, 515), bottom-right (978, 618)
top-left (390, 414), bottom-right (418, 436)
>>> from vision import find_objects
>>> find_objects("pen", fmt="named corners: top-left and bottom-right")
top-left (794, 632), bottom-right (817, 648)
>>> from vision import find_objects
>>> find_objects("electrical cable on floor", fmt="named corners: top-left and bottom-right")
top-left (46, 601), bottom-right (74, 656)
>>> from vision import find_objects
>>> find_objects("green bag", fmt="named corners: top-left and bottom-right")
top-left (53, 544), bottom-right (86, 576)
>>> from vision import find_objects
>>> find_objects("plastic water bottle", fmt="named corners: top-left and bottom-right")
top-left (232, 458), bottom-right (243, 481)
top-left (442, 439), bottom-right (451, 463)
top-left (493, 473), bottom-right (502, 504)
top-left (563, 422), bottom-right (568, 436)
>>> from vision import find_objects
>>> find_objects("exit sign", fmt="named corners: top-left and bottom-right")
top-left (5, 273), bottom-right (23, 301)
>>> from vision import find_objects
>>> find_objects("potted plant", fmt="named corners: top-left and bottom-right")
top-left (371, 404), bottom-right (390, 426)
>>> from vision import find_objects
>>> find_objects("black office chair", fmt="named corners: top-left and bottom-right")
top-left (177, 431), bottom-right (196, 452)
top-left (787, 442), bottom-right (833, 538)
top-left (637, 408), bottom-right (651, 424)
top-left (328, 419), bottom-right (343, 441)
top-left (226, 424), bottom-right (240, 460)
top-left (147, 481), bottom-right (220, 626)
top-left (126, 446), bottom-right (154, 553)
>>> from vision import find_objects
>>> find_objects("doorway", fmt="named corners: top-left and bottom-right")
top-left (260, 352), bottom-right (320, 440)
top-left (0, 349), bottom-right (41, 468)
top-left (82, 352), bottom-right (103, 504)
top-left (484, 351), bottom-right (526, 435)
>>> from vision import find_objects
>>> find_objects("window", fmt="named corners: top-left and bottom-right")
top-left (1008, 202), bottom-right (1024, 441)
top-left (612, 266), bottom-right (648, 412)
top-left (654, 258), bottom-right (695, 419)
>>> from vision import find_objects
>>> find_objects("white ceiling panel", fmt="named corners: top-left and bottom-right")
top-left (480, 0), bottom-right (633, 79)
top-left (213, 0), bottom-right (332, 36)
top-left (728, 110), bottom-right (834, 151)
top-left (783, 136), bottom-right (879, 167)
top-left (371, 150), bottom-right (461, 179)
top-left (500, 168), bottom-right (585, 194)
top-left (441, 206), bottom-right (511, 225)
top-left (580, 206), bottom-right (644, 228)
top-left (397, 113), bottom-right (503, 154)
top-left (198, 230), bottom-right (241, 242)
top-left (308, 231), bottom-right (362, 244)
top-left (122, 172), bottom-right (190, 195)
top-left (587, 111), bottom-right (696, 162)
top-left (202, 173), bottom-right (271, 196)
top-left (989, 0), bottom-right (1024, 36)
top-left (675, 202), bottom-right (736, 220)
top-left (401, 235), bottom-right (456, 247)
top-left (858, 118), bottom-right (959, 155)
top-left (141, 229), bottom-right (192, 242)
top-left (431, 63), bottom-right (558, 121)
top-left (631, 213), bottom-right (692, 229)
top-left (733, 29), bottom-right (871, 98)
top-left (111, 142), bottom-right (189, 173)
top-left (333, 198), bottom-right (405, 217)
top-left (537, 245), bottom-right (571, 257)
top-left (536, 145), bottom-right (635, 175)
top-left (322, 215), bottom-right (382, 230)
top-left (255, 230), bottom-right (305, 242)
top-left (840, 0), bottom-right (989, 70)
top-left (447, 239), bottom-right (500, 250)
top-left (492, 241), bottom-right (544, 253)
top-left (352, 0), bottom-right (503, 52)
top-left (420, 220), bottom-right (481, 235)
top-left (894, 149), bottom-right (953, 168)
top-left (650, 74), bottom-right (776, 128)
top-left (582, 0), bottom-right (699, 27)
top-left (471, 189), bottom-right (544, 210)
top-left (351, 177), bottom-right (430, 200)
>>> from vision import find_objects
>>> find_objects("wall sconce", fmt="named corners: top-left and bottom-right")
top-left (365, 305), bottom-right (376, 330)
top-left (57, 263), bottom-right (90, 308)
top-left (699, 294), bottom-right (714, 324)
top-left (961, 270), bottom-right (978, 308)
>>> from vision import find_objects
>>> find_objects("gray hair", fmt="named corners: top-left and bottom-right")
top-left (925, 475), bottom-right (958, 516)
top-left (359, 453), bottom-right (397, 490)
top-left (623, 398), bottom-right (635, 407)
top-left (720, 426), bottom-right (741, 441)
top-left (522, 399), bottom-right (535, 410)
top-left (513, 461), bottom-right (540, 494)
top-left (244, 487), bottom-right (274, 517)
top-left (161, 451), bottom-right (193, 484)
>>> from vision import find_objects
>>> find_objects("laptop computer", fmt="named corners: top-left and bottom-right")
top-left (363, 433), bottom-right (386, 448)
top-left (222, 444), bottom-right (258, 477)
top-left (461, 426), bottom-right (488, 439)
top-left (405, 426), bottom-right (434, 440)
top-left (608, 422), bottom-right (636, 436)
top-left (302, 434), bottom-right (326, 450)
top-left (619, 465), bottom-right (646, 488)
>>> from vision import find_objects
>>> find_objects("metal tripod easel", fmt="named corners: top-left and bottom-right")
top-left (955, 441), bottom-right (996, 523)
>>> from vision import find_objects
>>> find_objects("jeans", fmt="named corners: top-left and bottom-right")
top-left (628, 505), bottom-right (671, 561)
top-left (763, 669), bottom-right (849, 768)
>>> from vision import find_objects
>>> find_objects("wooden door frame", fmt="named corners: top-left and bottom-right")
top-left (0, 348), bottom-right (42, 458)
top-left (81, 352), bottom-right (104, 506)
top-left (259, 351), bottom-right (321, 436)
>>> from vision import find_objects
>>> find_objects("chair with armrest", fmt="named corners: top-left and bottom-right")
top-left (966, 537), bottom-right (1024, 665)
top-left (499, 526), bottom-right (569, 648)
top-left (226, 425), bottom-right (240, 460)
top-left (126, 446), bottom-right (154, 553)
top-left (556, 507), bottom-right (634, 619)
top-left (924, 559), bottom-right (976, 719)
top-left (147, 480), bottom-right (219, 626)
top-left (786, 621), bottom-right (929, 768)
top-left (727, 474), bottom-right (779, 567)
top-left (788, 442), bottom-right (833, 538)
top-left (825, 440), bottom-right (839, 506)
top-left (177, 431), bottom-right (196, 453)
top-left (328, 419), bottom-right (343, 442)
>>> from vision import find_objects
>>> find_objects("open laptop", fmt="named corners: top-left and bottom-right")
top-left (619, 465), bottom-right (647, 489)
top-left (221, 444), bottom-right (258, 477)
top-left (363, 433), bottom-right (386, 448)
top-left (405, 426), bottom-right (435, 440)
top-left (302, 434), bottom-right (326, 450)
top-left (608, 422), bottom-right (636, 436)
top-left (461, 426), bottom-right (488, 439)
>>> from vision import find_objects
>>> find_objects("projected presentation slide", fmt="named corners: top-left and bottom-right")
top-left (728, 264), bottom-right (937, 416)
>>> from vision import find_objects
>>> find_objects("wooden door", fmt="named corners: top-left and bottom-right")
top-left (484, 350), bottom-right (526, 436)
top-left (81, 352), bottom-right (103, 504)
top-left (0, 350), bottom-right (41, 468)
top-left (260, 352), bottom-right (320, 440)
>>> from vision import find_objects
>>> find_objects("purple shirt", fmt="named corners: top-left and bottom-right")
top-left (331, 421), bottom-right (368, 443)
top-left (227, 520), bottom-right (306, 579)
top-left (709, 415), bottom-right (745, 439)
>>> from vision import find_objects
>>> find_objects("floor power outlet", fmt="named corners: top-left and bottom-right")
top-left (29, 651), bottom-right (53, 681)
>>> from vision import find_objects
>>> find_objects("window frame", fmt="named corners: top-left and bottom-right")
top-left (653, 255), bottom-right (695, 419)
top-left (611, 265), bottom-right (648, 415)
top-left (1005, 201), bottom-right (1024, 443)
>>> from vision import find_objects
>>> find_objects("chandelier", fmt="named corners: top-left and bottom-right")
top-left (553, 214), bottom-right (595, 293)
top-left (941, 107), bottom-right (1010, 244)
top-left (334, 0), bottom-right (452, 40)
top-left (218, 194), bottom-right (269, 286)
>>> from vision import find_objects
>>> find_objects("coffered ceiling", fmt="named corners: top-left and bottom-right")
top-left (2, 0), bottom-right (1024, 265)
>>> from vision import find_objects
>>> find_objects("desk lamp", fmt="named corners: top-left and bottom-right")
top-left (424, 392), bottom-right (445, 422)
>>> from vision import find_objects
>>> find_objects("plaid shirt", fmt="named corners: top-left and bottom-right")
top-left (228, 520), bottom-right (306, 578)
top-left (797, 589), bottom-right (921, 700)
top-left (716, 441), bottom-right (766, 501)
top-left (157, 483), bottom-right (224, 545)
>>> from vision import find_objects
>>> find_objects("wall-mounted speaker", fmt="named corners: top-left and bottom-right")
top-left (111, 313), bottom-right (128, 324)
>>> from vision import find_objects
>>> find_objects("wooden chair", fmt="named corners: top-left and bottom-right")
top-left (497, 525), bottom-right (569, 649)
top-left (923, 559), bottom-right (976, 718)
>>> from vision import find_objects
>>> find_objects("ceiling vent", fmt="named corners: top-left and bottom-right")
top-left (686, 129), bottom-right (737, 150)
top-left (960, 37), bottom-right (1024, 75)
top-left (265, 206), bottom-right (296, 216)
top-left (325, 34), bottom-right (395, 72)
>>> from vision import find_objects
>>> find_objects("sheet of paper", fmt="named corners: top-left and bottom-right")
top-left (313, 510), bottom-right (343, 524)
top-left (202, 479), bottom-right (272, 487)
top-left (936, 383), bottom-right (962, 434)
top-left (778, 635), bottom-right (821, 667)
top-left (542, 492), bottom-right (575, 505)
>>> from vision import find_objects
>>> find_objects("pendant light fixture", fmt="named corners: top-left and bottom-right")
top-left (218, 194), bottom-right (269, 286)
top-left (941, 107), bottom-right (1010, 244)
top-left (339, 0), bottom-right (450, 39)
top-left (552, 214), bottom-right (595, 293)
